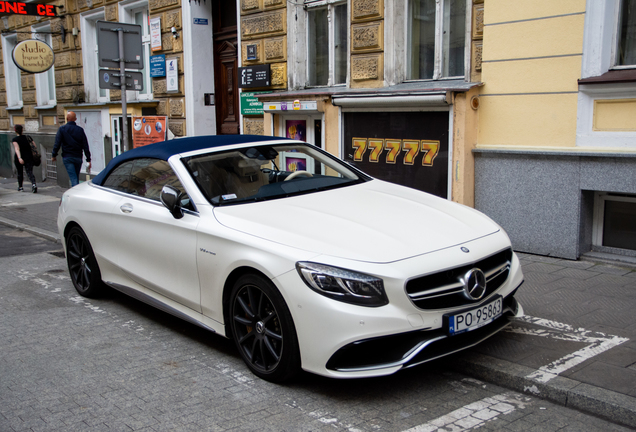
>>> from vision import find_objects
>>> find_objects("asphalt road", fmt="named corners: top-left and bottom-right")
top-left (0, 228), bottom-right (630, 432)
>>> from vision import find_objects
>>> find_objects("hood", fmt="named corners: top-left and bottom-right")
top-left (213, 180), bottom-right (500, 263)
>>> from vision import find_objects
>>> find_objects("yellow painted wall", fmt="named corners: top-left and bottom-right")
top-left (478, 94), bottom-right (578, 147)
top-left (478, 1), bottom-right (586, 148)
top-left (485, 0), bottom-right (585, 25)
top-left (594, 99), bottom-right (636, 131)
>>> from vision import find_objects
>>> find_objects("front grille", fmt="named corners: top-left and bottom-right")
top-left (405, 248), bottom-right (512, 310)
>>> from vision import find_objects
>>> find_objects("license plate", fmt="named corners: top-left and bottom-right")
top-left (447, 296), bottom-right (502, 335)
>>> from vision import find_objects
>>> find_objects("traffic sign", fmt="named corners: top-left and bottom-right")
top-left (96, 21), bottom-right (143, 70)
top-left (99, 69), bottom-right (144, 90)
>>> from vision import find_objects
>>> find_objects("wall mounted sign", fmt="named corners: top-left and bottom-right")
top-left (132, 116), bottom-right (167, 148)
top-left (150, 54), bottom-right (166, 77)
top-left (240, 91), bottom-right (266, 115)
top-left (12, 39), bottom-right (54, 73)
top-left (246, 44), bottom-right (257, 61)
top-left (238, 64), bottom-right (270, 88)
top-left (166, 57), bottom-right (178, 92)
top-left (0, 1), bottom-right (57, 16)
top-left (193, 18), bottom-right (208, 25)
top-left (150, 17), bottom-right (162, 52)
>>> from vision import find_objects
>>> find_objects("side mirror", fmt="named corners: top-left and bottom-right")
top-left (160, 185), bottom-right (184, 219)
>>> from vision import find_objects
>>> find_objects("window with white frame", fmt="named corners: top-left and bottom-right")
top-left (119, 0), bottom-right (152, 100)
top-left (81, 9), bottom-right (108, 103)
top-left (32, 24), bottom-right (56, 108)
top-left (616, 0), bottom-right (636, 67)
top-left (2, 33), bottom-right (23, 108)
top-left (306, 0), bottom-right (347, 87)
top-left (408, 0), bottom-right (466, 80)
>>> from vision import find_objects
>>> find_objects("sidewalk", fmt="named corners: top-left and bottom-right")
top-left (1, 175), bottom-right (635, 427)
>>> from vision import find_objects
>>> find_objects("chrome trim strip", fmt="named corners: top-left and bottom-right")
top-left (105, 282), bottom-right (216, 333)
top-left (408, 282), bottom-right (464, 299)
top-left (485, 262), bottom-right (510, 281)
top-left (90, 183), bottom-right (200, 216)
top-left (334, 335), bottom-right (448, 372)
top-left (409, 287), bottom-right (464, 300)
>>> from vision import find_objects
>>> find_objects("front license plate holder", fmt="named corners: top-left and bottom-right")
top-left (444, 296), bottom-right (503, 336)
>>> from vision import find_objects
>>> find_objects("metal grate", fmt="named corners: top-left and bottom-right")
top-left (405, 248), bottom-right (513, 310)
top-left (45, 149), bottom-right (57, 180)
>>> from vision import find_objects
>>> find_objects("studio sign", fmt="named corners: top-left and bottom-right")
top-left (12, 39), bottom-right (54, 73)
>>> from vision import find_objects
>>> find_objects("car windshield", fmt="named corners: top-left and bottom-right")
top-left (183, 143), bottom-right (368, 205)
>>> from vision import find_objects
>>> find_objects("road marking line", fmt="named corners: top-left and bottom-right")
top-left (402, 392), bottom-right (529, 431)
top-left (507, 315), bottom-right (629, 384)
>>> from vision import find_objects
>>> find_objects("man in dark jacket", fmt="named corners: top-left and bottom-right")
top-left (53, 111), bottom-right (92, 187)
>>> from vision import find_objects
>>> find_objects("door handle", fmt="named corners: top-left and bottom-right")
top-left (120, 203), bottom-right (133, 213)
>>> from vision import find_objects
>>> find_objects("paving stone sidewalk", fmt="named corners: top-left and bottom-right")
top-left (1, 175), bottom-right (635, 427)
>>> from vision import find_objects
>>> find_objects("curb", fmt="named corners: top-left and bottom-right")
top-left (451, 353), bottom-right (636, 429)
top-left (0, 215), bottom-right (61, 244)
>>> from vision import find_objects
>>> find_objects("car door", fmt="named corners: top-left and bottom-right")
top-left (109, 158), bottom-right (202, 312)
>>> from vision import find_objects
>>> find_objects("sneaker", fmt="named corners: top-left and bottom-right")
top-left (32, 184), bottom-right (37, 193)
top-left (18, 187), bottom-right (23, 191)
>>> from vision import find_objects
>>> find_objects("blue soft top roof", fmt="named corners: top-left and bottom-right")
top-left (93, 134), bottom-right (288, 186)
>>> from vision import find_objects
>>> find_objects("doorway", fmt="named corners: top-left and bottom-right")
top-left (212, 0), bottom-right (239, 135)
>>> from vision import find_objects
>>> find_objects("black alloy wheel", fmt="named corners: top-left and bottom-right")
top-left (230, 274), bottom-right (300, 383)
top-left (66, 226), bottom-right (103, 298)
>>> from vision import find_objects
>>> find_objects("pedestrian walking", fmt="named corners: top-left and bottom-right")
top-left (52, 111), bottom-right (92, 187)
top-left (12, 124), bottom-right (37, 193)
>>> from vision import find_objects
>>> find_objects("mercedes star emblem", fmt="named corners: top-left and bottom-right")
top-left (461, 268), bottom-right (487, 300)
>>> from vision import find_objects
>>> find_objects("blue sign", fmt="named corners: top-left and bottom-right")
top-left (193, 18), bottom-right (208, 25)
top-left (150, 54), bottom-right (166, 78)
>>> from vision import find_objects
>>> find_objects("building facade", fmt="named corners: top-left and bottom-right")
top-left (473, 0), bottom-right (636, 261)
top-left (1, 0), bottom-right (634, 261)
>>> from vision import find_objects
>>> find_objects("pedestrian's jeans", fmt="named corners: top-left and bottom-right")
top-left (63, 156), bottom-right (83, 187)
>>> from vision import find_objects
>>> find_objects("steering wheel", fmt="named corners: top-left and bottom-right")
top-left (284, 170), bottom-right (313, 181)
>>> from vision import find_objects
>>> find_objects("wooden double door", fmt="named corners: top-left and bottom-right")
top-left (212, 0), bottom-right (239, 135)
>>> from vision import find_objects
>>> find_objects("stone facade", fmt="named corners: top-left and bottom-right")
top-left (0, 0), bottom-right (185, 136)
top-left (350, 0), bottom-right (384, 88)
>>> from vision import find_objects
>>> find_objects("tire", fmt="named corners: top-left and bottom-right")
top-left (66, 226), bottom-right (104, 298)
top-left (229, 274), bottom-right (301, 383)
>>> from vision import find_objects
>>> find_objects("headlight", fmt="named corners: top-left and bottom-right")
top-left (296, 262), bottom-right (388, 307)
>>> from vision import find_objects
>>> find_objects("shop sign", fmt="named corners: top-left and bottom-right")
top-left (240, 91), bottom-right (266, 116)
top-left (12, 39), bottom-right (54, 73)
top-left (343, 112), bottom-right (449, 198)
top-left (150, 17), bottom-right (162, 52)
top-left (132, 116), bottom-right (167, 148)
top-left (238, 64), bottom-right (270, 88)
top-left (0, 1), bottom-right (56, 16)
top-left (150, 54), bottom-right (166, 77)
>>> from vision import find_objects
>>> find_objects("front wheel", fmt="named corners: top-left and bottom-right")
top-left (66, 226), bottom-right (104, 298)
top-left (229, 274), bottom-right (300, 383)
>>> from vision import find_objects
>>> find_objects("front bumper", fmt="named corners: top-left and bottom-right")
top-left (274, 231), bottom-right (525, 379)
top-left (326, 289), bottom-right (522, 373)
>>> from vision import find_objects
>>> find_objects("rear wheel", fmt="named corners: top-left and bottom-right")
top-left (229, 274), bottom-right (300, 383)
top-left (66, 226), bottom-right (103, 298)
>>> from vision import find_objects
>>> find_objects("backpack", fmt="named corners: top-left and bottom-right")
top-left (26, 135), bottom-right (41, 167)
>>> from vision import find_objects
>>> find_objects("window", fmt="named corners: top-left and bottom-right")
top-left (408, 0), bottom-right (466, 80)
top-left (2, 33), bottom-right (23, 108)
top-left (103, 158), bottom-right (191, 207)
top-left (119, 0), bottom-right (152, 100)
top-left (81, 9), bottom-right (108, 103)
top-left (617, 0), bottom-right (636, 66)
top-left (593, 193), bottom-right (636, 251)
top-left (306, 0), bottom-right (347, 87)
top-left (32, 24), bottom-right (56, 108)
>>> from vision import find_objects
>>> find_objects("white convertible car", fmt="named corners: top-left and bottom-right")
top-left (58, 135), bottom-right (524, 382)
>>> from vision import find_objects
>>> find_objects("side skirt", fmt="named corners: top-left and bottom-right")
top-left (106, 281), bottom-right (223, 335)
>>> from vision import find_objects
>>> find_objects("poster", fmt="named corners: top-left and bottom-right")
top-left (343, 112), bottom-right (449, 198)
top-left (285, 120), bottom-right (306, 141)
top-left (150, 17), bottom-right (162, 52)
top-left (166, 58), bottom-right (178, 92)
top-left (132, 116), bottom-right (167, 148)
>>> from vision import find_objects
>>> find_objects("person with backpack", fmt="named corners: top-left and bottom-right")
top-left (52, 111), bottom-right (92, 187)
top-left (12, 124), bottom-right (37, 193)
